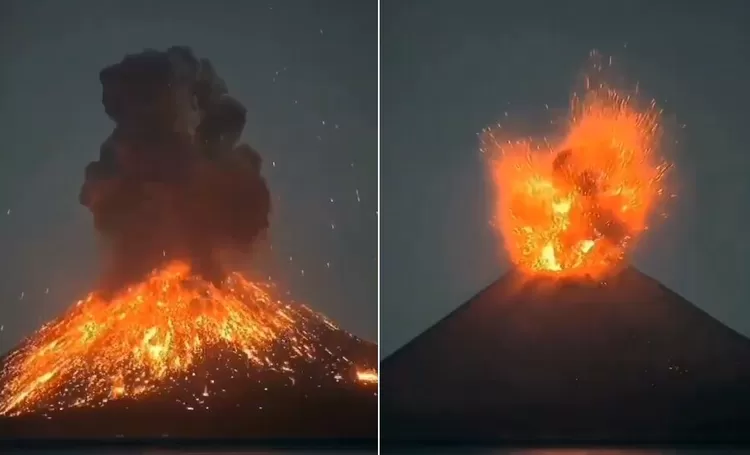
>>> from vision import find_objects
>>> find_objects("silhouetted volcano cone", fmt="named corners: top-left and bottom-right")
top-left (381, 266), bottom-right (750, 445)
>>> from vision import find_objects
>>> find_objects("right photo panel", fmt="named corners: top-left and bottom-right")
top-left (380, 0), bottom-right (750, 450)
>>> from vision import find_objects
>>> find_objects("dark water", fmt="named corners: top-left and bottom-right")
top-left (1, 451), bottom-right (376, 455)
top-left (6, 449), bottom-right (750, 454)
top-left (3, 451), bottom-right (377, 455)
top-left (383, 450), bottom-right (750, 455)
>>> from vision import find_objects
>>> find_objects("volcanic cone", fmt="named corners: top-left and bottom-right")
top-left (381, 268), bottom-right (750, 444)
top-left (0, 263), bottom-right (377, 440)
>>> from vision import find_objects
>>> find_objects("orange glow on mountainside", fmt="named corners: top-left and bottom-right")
top-left (0, 262), bottom-right (374, 416)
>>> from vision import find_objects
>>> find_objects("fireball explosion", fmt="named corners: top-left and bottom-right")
top-left (484, 56), bottom-right (672, 278)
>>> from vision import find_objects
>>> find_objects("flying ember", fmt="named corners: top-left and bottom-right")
top-left (0, 262), bottom-right (373, 416)
top-left (484, 60), bottom-right (672, 278)
top-left (356, 369), bottom-right (379, 384)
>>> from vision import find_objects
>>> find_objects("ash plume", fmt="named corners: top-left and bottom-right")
top-left (79, 46), bottom-right (271, 294)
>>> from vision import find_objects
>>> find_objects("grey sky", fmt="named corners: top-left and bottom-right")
top-left (0, 0), bottom-right (377, 353)
top-left (381, 0), bottom-right (750, 357)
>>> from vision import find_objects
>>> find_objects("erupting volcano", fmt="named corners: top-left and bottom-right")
top-left (0, 46), bottom-right (376, 442)
top-left (484, 53), bottom-right (672, 278)
top-left (380, 54), bottom-right (750, 446)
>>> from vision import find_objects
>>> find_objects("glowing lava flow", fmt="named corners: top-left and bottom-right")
top-left (484, 73), bottom-right (672, 278)
top-left (0, 262), bottom-right (373, 416)
top-left (356, 369), bottom-right (378, 384)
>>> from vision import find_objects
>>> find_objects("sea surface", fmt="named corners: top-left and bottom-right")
top-left (383, 450), bottom-right (750, 455)
top-left (2, 451), bottom-right (377, 455)
top-left (6, 449), bottom-right (750, 454)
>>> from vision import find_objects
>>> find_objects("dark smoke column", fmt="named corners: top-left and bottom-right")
top-left (80, 46), bottom-right (271, 295)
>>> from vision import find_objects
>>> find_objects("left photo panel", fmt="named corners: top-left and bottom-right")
top-left (0, 0), bottom-right (377, 450)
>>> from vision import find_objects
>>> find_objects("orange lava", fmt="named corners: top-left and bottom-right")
top-left (0, 262), bottom-right (373, 416)
top-left (355, 369), bottom-right (378, 384)
top-left (484, 72), bottom-right (672, 278)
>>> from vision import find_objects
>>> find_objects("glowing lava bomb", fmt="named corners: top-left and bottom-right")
top-left (483, 60), bottom-right (672, 278)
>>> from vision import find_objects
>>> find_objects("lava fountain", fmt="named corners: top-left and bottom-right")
top-left (483, 55), bottom-right (673, 278)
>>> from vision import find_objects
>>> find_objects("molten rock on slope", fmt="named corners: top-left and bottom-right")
top-left (0, 263), bottom-right (377, 438)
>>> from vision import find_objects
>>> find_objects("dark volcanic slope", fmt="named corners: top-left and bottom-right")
top-left (381, 267), bottom-right (750, 444)
top-left (0, 323), bottom-right (377, 441)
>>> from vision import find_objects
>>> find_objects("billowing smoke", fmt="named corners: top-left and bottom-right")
top-left (79, 46), bottom-right (271, 295)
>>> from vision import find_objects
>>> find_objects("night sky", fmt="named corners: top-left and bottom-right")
top-left (0, 0), bottom-right (377, 353)
top-left (381, 0), bottom-right (750, 357)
